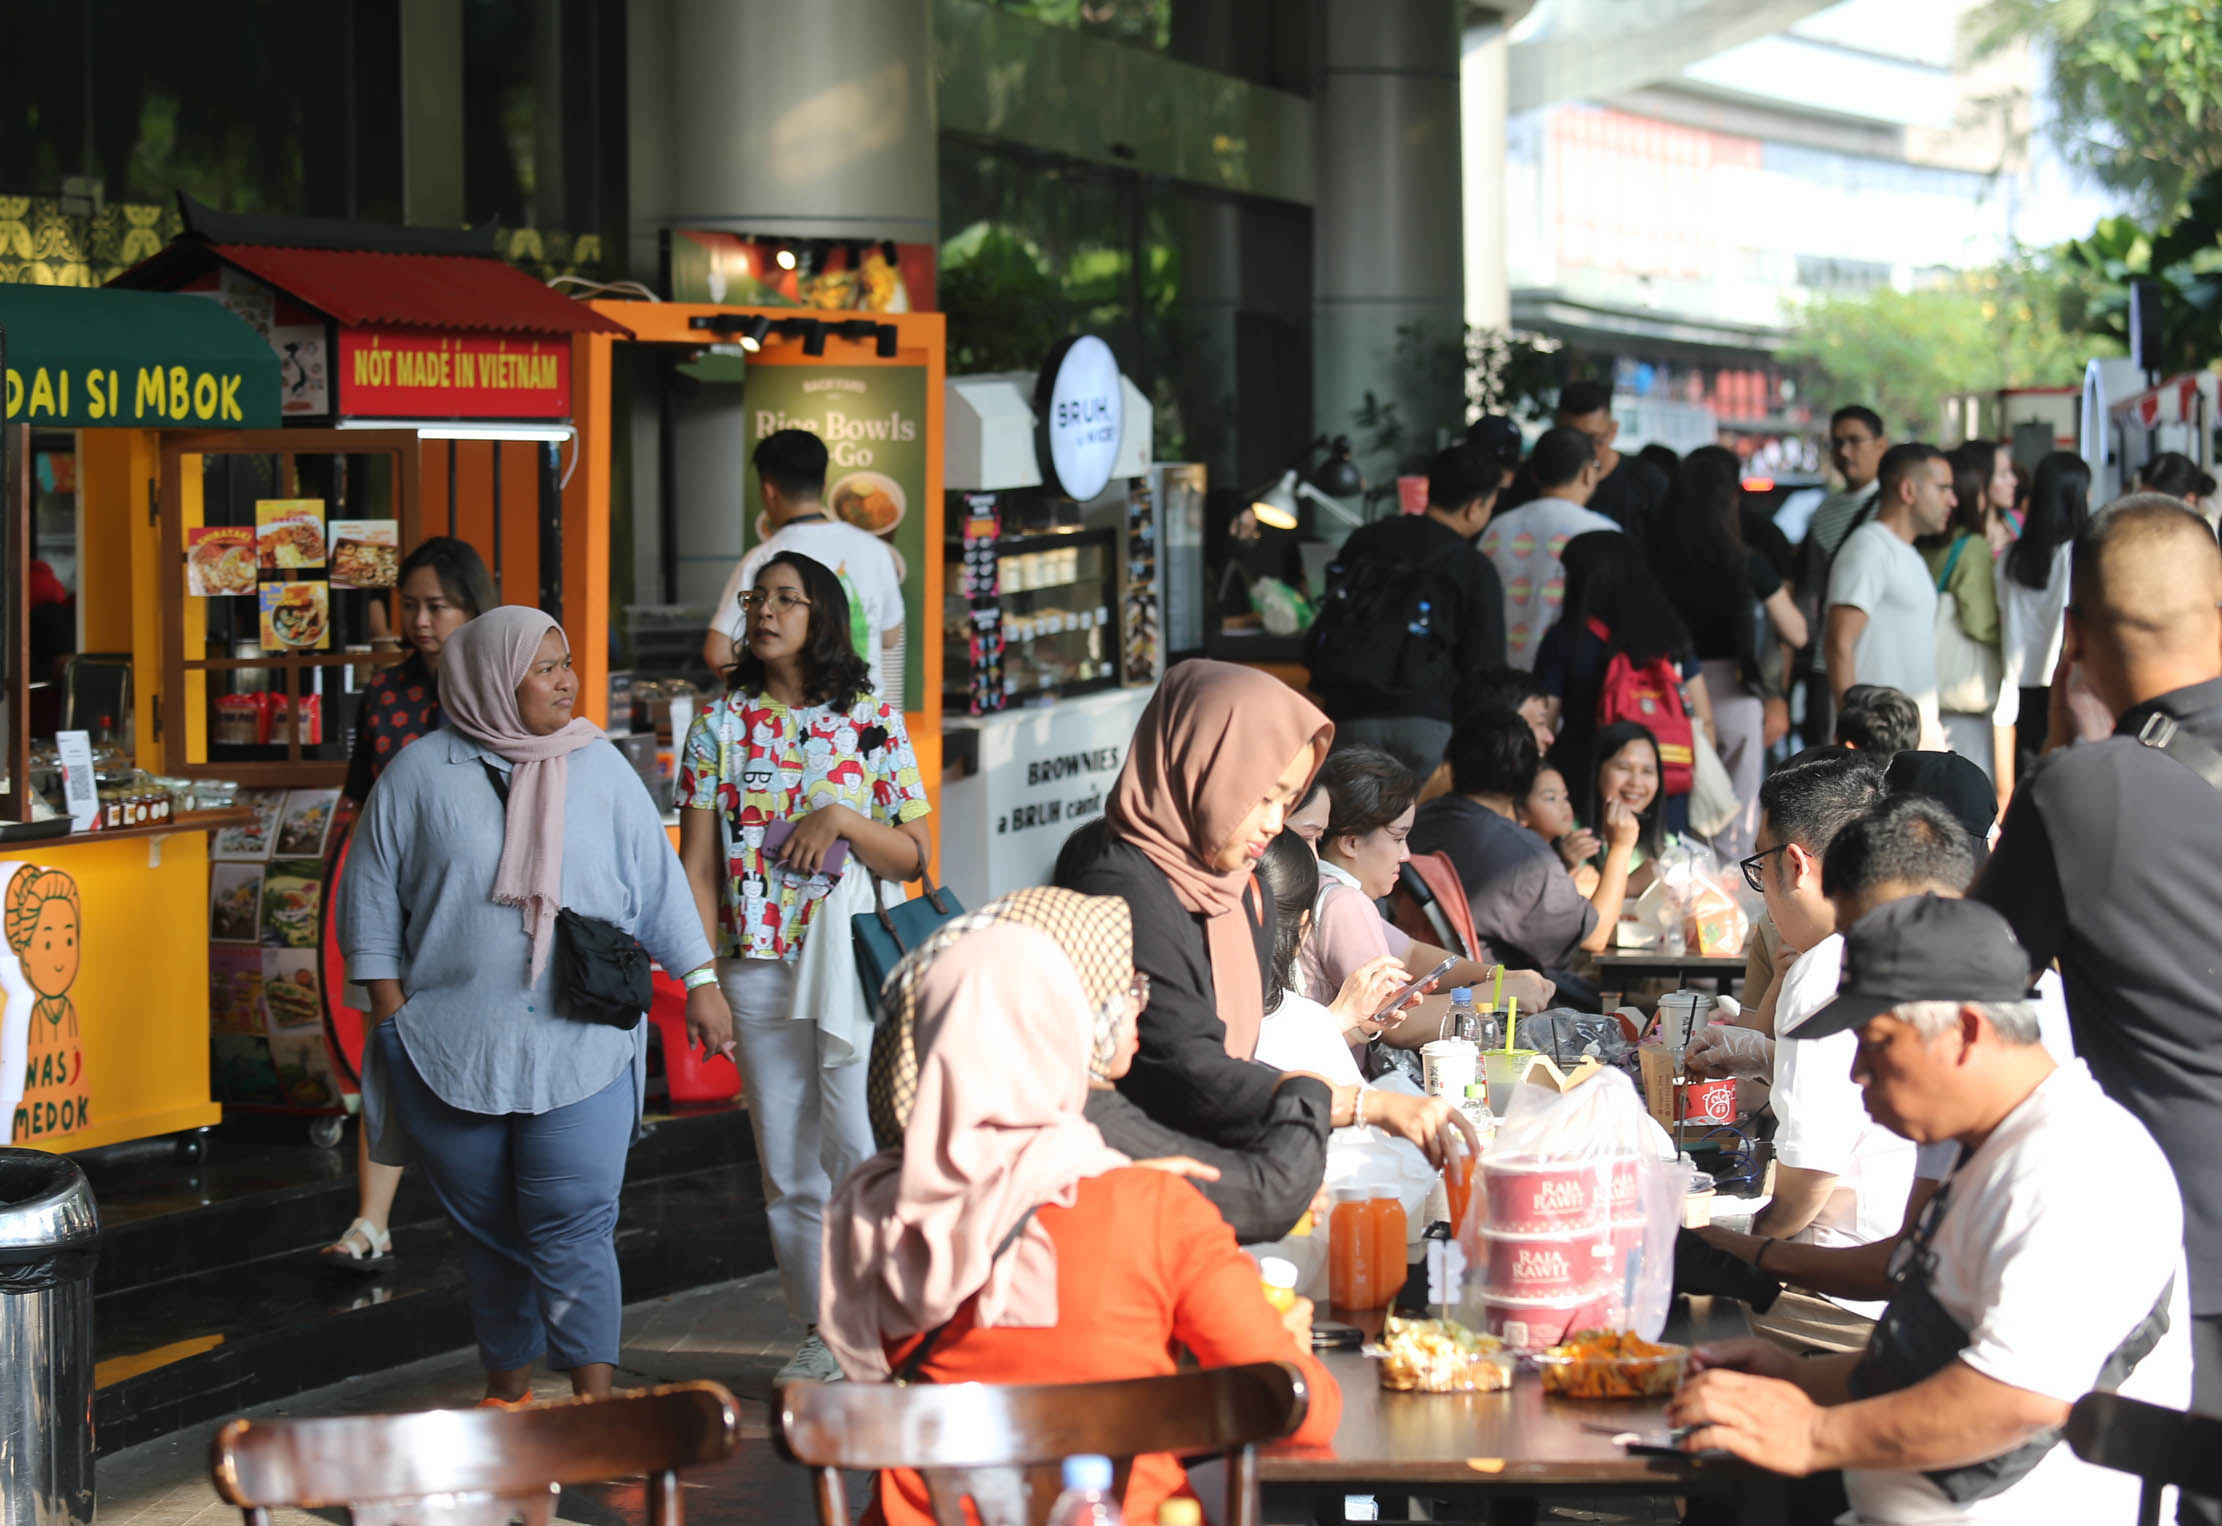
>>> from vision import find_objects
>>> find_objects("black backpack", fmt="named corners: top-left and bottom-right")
top-left (1304, 552), bottom-right (1458, 703)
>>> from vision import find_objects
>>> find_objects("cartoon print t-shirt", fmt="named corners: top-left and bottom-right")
top-left (1477, 497), bottom-right (1622, 669)
top-left (678, 690), bottom-right (931, 962)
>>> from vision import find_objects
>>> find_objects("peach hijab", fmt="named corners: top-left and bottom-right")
top-left (1106, 660), bottom-right (1331, 1060)
top-left (819, 923), bottom-right (1128, 1381)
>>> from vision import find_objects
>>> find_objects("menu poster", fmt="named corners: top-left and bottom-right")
top-left (212, 1033), bottom-right (282, 1106)
top-left (741, 363), bottom-right (930, 704)
top-left (329, 520), bottom-right (399, 589)
top-left (55, 730), bottom-right (97, 833)
top-left (208, 946), bottom-right (268, 1034)
top-left (210, 864), bottom-right (265, 943)
top-left (186, 527), bottom-right (257, 597)
top-left (212, 788), bottom-right (286, 861)
top-left (255, 499), bottom-right (327, 571)
top-left (260, 580), bottom-right (331, 651)
top-left (261, 860), bottom-right (324, 949)
top-left (274, 789), bottom-right (340, 857)
top-left (262, 949), bottom-right (322, 1031)
top-left (268, 1032), bottom-right (341, 1108)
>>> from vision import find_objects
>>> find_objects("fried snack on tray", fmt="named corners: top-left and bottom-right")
top-left (1535, 1328), bottom-right (1688, 1399)
top-left (1373, 1316), bottom-right (1513, 1393)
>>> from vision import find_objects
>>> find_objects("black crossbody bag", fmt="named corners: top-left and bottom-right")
top-left (481, 760), bottom-right (654, 1029)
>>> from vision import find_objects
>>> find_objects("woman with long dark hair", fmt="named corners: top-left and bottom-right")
top-left (1997, 452), bottom-right (2091, 771)
top-left (1948, 438), bottom-right (2020, 553)
top-left (678, 549), bottom-right (933, 1386)
top-left (1926, 443), bottom-right (2010, 786)
top-left (1534, 531), bottom-right (1714, 835)
top-left (1570, 721), bottom-right (1670, 895)
top-left (322, 536), bottom-right (496, 1278)
top-left (1651, 449), bottom-right (1807, 858)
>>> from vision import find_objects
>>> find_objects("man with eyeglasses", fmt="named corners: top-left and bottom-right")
top-left (1695, 794), bottom-right (2072, 1307)
top-left (1670, 895), bottom-right (2190, 1526)
top-left (1735, 751), bottom-right (1915, 1294)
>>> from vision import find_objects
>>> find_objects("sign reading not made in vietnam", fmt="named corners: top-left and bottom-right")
top-left (337, 327), bottom-right (573, 419)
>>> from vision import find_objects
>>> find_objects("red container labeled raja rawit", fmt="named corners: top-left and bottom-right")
top-left (1476, 1289), bottom-right (1621, 1351)
top-left (1475, 1227), bottom-right (1615, 1300)
top-left (1480, 1157), bottom-right (1610, 1234)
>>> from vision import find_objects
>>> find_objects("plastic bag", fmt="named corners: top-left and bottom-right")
top-left (1454, 1069), bottom-right (1678, 1349)
top-left (1651, 839), bottom-right (1749, 957)
top-left (1506, 1008), bottom-right (1634, 1070)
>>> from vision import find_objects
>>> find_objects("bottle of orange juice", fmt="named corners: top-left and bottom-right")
top-left (1259, 1255), bottom-right (1300, 1314)
top-left (1328, 1190), bottom-right (1374, 1310)
top-left (1369, 1188), bottom-right (1407, 1305)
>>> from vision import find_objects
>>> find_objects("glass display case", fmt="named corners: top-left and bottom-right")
top-left (944, 500), bottom-right (1119, 714)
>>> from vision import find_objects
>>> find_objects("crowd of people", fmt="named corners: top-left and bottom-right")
top-left (320, 397), bottom-right (2222, 1524)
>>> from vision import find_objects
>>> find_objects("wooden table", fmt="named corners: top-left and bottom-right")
top-left (1261, 1297), bottom-right (1786, 1524)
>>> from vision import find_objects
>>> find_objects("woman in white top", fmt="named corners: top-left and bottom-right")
top-left (1994, 452), bottom-right (2090, 778)
top-left (1253, 832), bottom-right (1463, 1154)
top-left (1297, 748), bottom-right (1550, 1072)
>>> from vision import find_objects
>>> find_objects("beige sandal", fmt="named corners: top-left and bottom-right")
top-left (318, 1216), bottom-right (393, 1277)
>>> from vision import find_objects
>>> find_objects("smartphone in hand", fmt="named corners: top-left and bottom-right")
top-left (1372, 956), bottom-right (1458, 1023)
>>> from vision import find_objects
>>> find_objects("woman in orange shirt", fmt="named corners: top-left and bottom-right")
top-left (821, 916), bottom-right (1342, 1526)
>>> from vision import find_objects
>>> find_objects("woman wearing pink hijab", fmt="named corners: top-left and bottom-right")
top-left (820, 920), bottom-right (1341, 1526)
top-left (339, 607), bottom-right (726, 1405)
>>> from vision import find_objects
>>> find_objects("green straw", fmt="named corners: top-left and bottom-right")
top-left (1505, 997), bottom-right (1518, 1055)
top-left (1491, 963), bottom-right (1504, 1014)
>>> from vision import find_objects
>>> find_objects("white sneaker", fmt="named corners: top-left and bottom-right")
top-left (775, 1328), bottom-right (845, 1386)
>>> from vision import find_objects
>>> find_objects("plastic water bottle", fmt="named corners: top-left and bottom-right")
top-left (1448, 986), bottom-right (1478, 1043)
top-left (1046, 1455), bottom-right (1118, 1526)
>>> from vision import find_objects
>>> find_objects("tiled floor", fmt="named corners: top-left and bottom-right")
top-left (98, 1271), bottom-right (829, 1526)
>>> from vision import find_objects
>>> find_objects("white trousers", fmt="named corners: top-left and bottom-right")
top-left (717, 957), bottom-right (876, 1323)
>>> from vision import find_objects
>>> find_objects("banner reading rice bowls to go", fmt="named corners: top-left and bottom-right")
top-left (742, 363), bottom-right (929, 706)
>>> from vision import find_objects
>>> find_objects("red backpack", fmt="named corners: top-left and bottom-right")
top-left (1587, 617), bottom-right (1694, 793)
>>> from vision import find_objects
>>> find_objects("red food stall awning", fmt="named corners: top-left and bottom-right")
top-left (200, 245), bottom-right (629, 336)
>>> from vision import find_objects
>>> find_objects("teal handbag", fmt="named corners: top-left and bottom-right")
top-left (851, 842), bottom-right (964, 1018)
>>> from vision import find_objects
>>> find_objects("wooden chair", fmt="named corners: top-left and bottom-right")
top-left (210, 1381), bottom-right (740, 1526)
top-left (2066, 1391), bottom-right (2222, 1526)
top-left (775, 1362), bottom-right (1311, 1526)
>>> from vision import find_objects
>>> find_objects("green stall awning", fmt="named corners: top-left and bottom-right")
top-left (1, 284), bottom-right (281, 428)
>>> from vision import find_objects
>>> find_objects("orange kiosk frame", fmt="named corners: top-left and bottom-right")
top-left (579, 301), bottom-right (948, 800)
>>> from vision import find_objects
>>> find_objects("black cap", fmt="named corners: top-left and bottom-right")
top-left (1466, 414), bottom-right (1523, 472)
top-left (1796, 894), bottom-right (2034, 1040)
top-left (1884, 750), bottom-right (1996, 845)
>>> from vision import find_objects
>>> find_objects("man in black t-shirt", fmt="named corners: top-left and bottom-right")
top-left (1307, 445), bottom-right (1506, 776)
top-left (1556, 379), bottom-right (1669, 554)
top-left (1975, 496), bottom-right (2222, 1526)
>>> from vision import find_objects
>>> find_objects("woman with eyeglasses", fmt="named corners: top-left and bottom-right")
top-left (678, 550), bottom-right (932, 1387)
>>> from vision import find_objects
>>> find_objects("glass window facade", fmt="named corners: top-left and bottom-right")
top-left (0, 0), bottom-right (402, 222)
top-left (938, 135), bottom-right (1312, 489)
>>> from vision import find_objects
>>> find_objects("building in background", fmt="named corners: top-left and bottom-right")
top-left (1481, 0), bottom-right (2119, 463)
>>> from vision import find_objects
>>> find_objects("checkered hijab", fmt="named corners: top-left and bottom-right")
top-left (867, 887), bottom-right (1136, 1149)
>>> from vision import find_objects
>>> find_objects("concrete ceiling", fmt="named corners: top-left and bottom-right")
top-left (1505, 0), bottom-right (1840, 113)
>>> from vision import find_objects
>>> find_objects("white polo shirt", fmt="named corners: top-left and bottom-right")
top-left (1845, 1061), bottom-right (2191, 1524)
top-left (1773, 934), bottom-right (1918, 1254)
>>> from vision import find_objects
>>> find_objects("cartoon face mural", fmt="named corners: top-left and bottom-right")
top-left (0, 862), bottom-right (87, 1146)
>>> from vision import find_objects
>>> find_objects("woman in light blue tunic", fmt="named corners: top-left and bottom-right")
top-left (340, 606), bottom-right (729, 1404)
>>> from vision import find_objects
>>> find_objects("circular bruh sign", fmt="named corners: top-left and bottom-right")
top-left (1034, 334), bottom-right (1123, 502)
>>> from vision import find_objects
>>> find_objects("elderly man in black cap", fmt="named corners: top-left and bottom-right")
top-left (1671, 896), bottom-right (2189, 1525)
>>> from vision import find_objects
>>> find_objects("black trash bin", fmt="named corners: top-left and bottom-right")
top-left (0, 1149), bottom-right (99, 1526)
